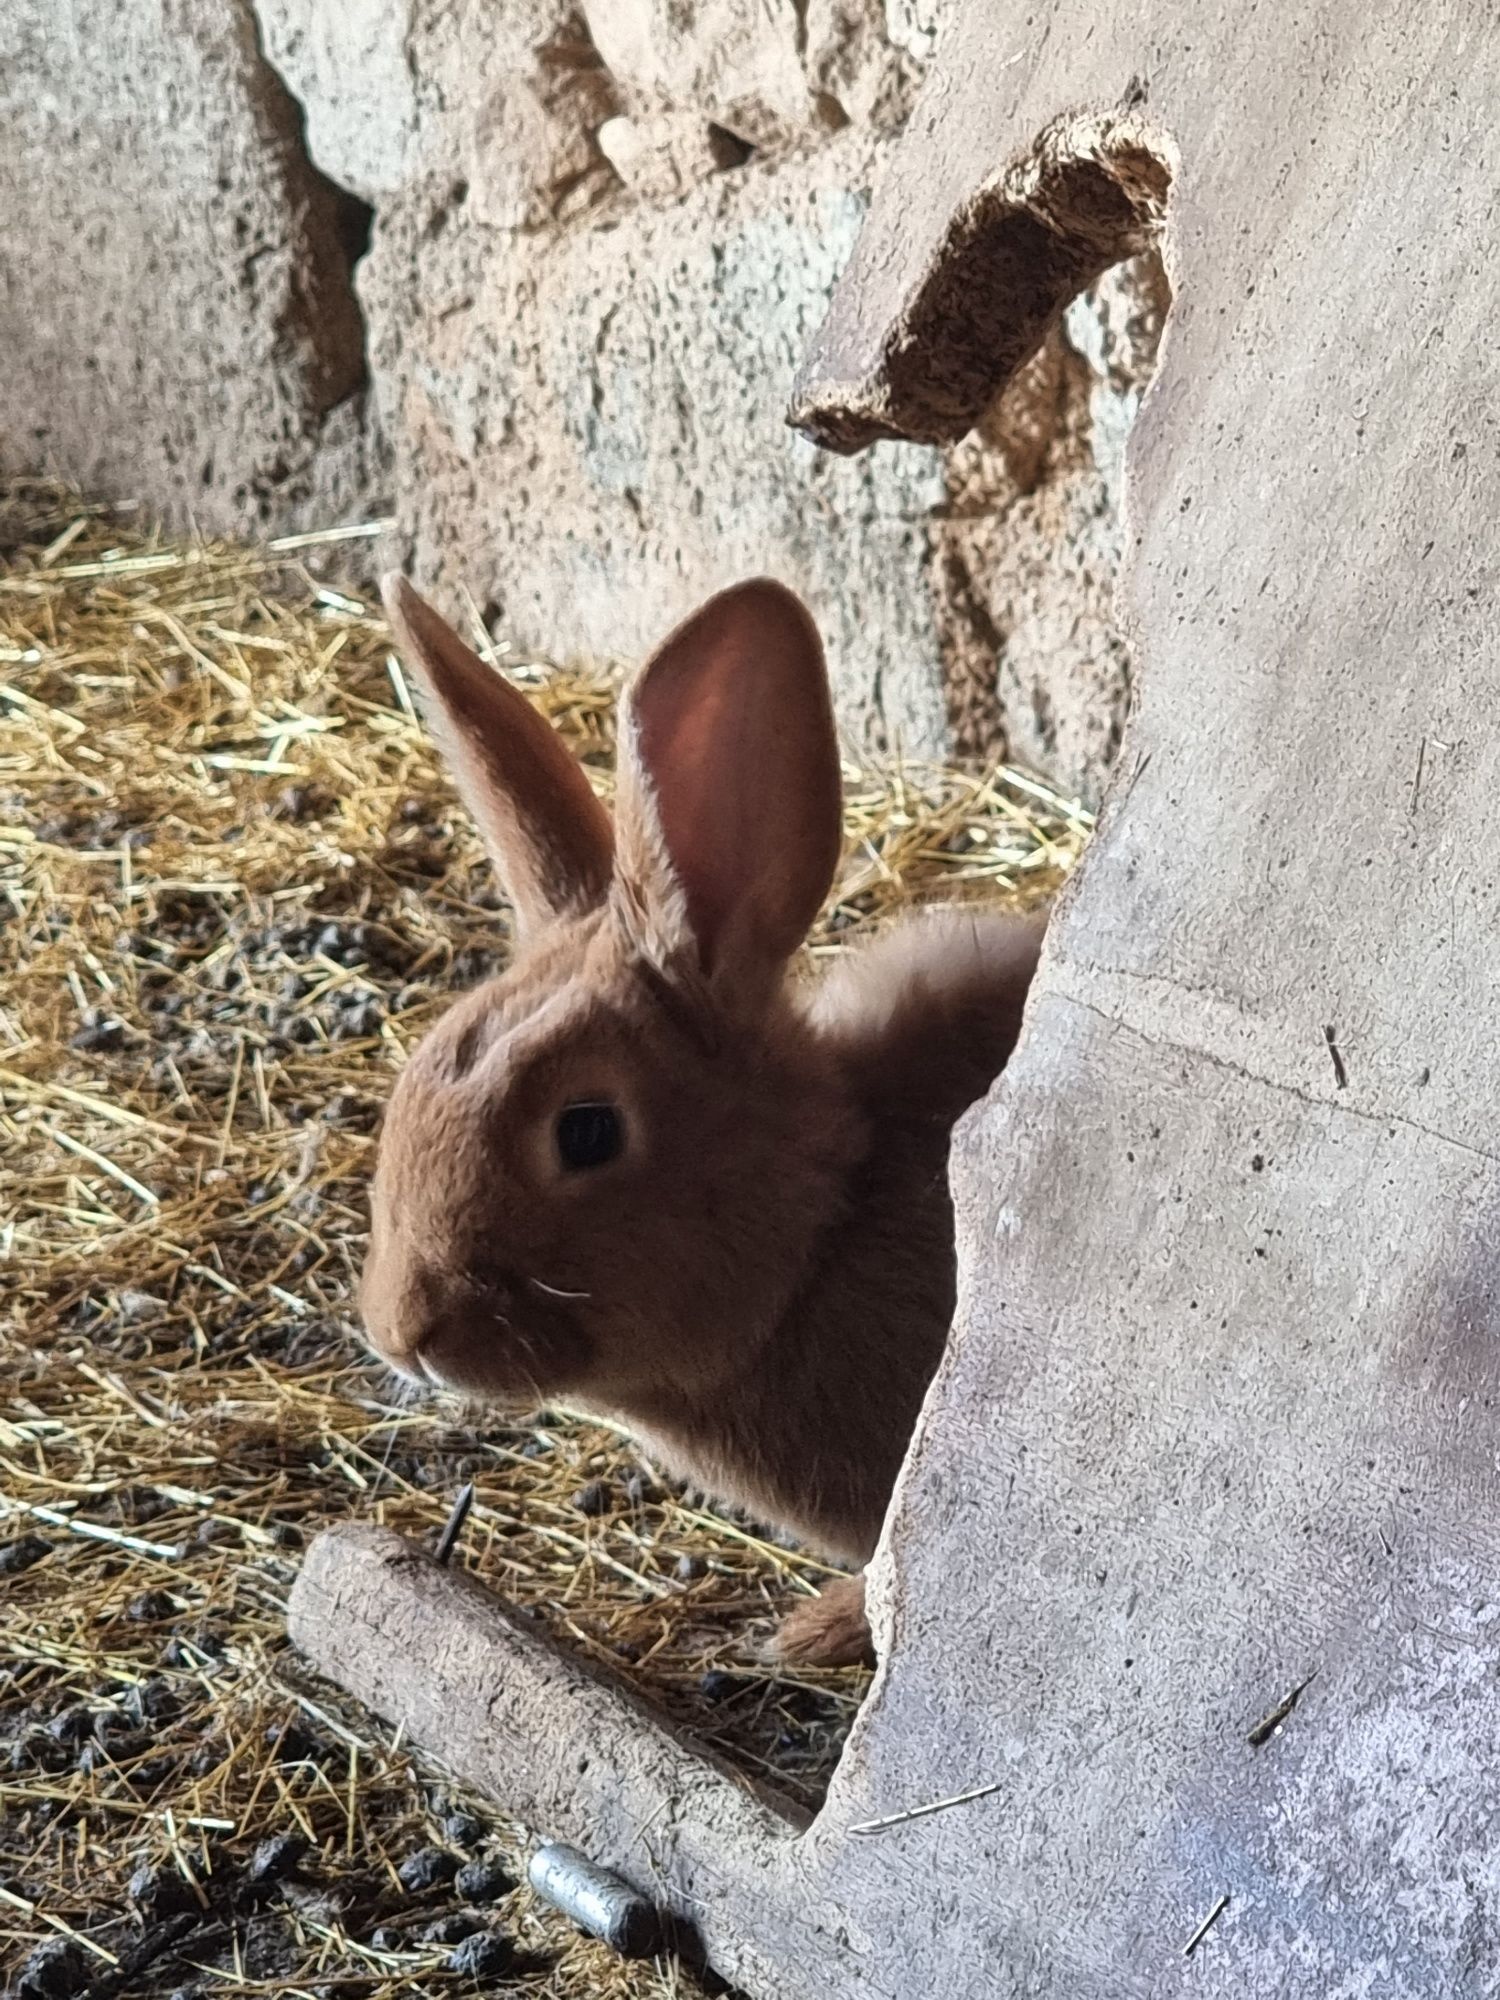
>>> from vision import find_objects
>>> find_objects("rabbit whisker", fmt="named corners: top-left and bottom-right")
top-left (529, 1276), bottom-right (592, 1301)
top-left (517, 1368), bottom-right (545, 1409)
top-left (375, 1358), bottom-right (423, 1400)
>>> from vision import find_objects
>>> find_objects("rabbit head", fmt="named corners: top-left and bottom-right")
top-left (360, 577), bottom-right (866, 1421)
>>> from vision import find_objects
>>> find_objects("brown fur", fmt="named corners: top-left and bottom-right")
top-left (771, 1574), bottom-right (877, 1669)
top-left (362, 577), bottom-right (1043, 1662)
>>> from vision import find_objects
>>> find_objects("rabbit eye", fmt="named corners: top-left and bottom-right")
top-left (556, 1101), bottom-right (622, 1172)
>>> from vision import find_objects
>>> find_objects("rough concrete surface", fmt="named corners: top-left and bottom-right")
top-left (327, 0), bottom-right (1164, 780)
top-left (790, 2), bottom-right (1500, 1994)
top-left (0, 0), bottom-right (1164, 796)
top-left (0, 1), bottom-right (382, 537)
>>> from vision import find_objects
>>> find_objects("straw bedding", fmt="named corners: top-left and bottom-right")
top-left (0, 480), bottom-right (1089, 1999)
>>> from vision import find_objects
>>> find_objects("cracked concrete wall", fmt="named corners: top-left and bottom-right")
top-left (0, 0), bottom-right (1163, 797)
top-left (0, 1), bottom-right (384, 536)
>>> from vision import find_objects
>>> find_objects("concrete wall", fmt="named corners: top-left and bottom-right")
top-left (0, 0), bottom-right (1164, 796)
top-left (0, 3), bottom-right (381, 533)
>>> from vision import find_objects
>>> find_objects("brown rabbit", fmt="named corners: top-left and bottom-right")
top-left (360, 574), bottom-right (1042, 1665)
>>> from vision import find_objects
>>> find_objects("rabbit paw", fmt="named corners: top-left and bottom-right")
top-left (768, 1573), bottom-right (874, 1668)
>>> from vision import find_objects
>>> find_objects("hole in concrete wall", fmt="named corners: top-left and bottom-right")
top-left (707, 123), bottom-right (757, 171)
top-left (793, 113), bottom-right (1175, 804)
top-left (800, 112), bottom-right (1173, 452)
top-left (935, 246), bottom-right (1173, 788)
top-left (328, 180), bottom-right (375, 274)
top-left (425, 180), bottom-right (471, 240)
top-left (244, 4), bottom-right (373, 419)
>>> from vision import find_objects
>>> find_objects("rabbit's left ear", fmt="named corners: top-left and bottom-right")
top-left (613, 579), bottom-right (844, 995)
top-left (381, 576), bottom-right (614, 936)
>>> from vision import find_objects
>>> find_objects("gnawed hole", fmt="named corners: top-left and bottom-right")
top-left (936, 245), bottom-right (1172, 784)
top-left (793, 110), bottom-right (1176, 801)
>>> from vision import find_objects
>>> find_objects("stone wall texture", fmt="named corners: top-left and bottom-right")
top-left (0, 2), bottom-right (382, 536)
top-left (0, 0), bottom-right (1166, 798)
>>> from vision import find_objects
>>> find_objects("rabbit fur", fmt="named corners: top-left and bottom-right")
top-left (360, 574), bottom-right (1042, 1665)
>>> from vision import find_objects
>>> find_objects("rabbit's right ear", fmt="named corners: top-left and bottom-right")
top-left (382, 577), bottom-right (613, 935)
top-left (613, 579), bottom-right (843, 1003)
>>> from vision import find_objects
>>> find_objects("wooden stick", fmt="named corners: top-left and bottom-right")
top-left (287, 1525), bottom-right (808, 1989)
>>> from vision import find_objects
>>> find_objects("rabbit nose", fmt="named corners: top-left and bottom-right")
top-left (360, 1254), bottom-right (448, 1370)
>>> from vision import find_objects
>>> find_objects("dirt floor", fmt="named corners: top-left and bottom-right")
top-left (0, 482), bottom-right (1088, 1998)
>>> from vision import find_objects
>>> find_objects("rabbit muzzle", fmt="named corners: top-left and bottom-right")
top-left (359, 1244), bottom-right (591, 1408)
top-left (359, 1255), bottom-right (467, 1383)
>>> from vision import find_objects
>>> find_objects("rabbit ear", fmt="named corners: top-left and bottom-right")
top-left (614, 579), bottom-right (843, 993)
top-left (382, 576), bottom-right (613, 934)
